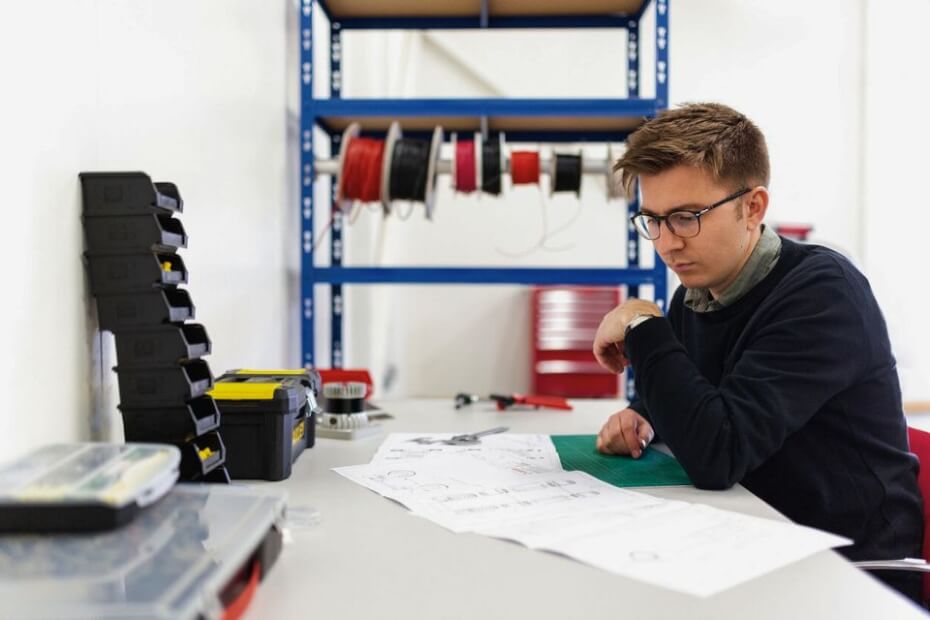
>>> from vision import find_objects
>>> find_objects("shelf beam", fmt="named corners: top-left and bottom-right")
top-left (334, 14), bottom-right (635, 30)
top-left (306, 267), bottom-right (664, 286)
top-left (306, 97), bottom-right (660, 119)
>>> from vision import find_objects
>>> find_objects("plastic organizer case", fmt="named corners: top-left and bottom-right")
top-left (209, 378), bottom-right (310, 481)
top-left (114, 322), bottom-right (211, 367)
top-left (115, 359), bottom-right (213, 406)
top-left (0, 483), bottom-right (285, 619)
top-left (119, 395), bottom-right (221, 444)
top-left (79, 171), bottom-right (183, 216)
top-left (96, 287), bottom-right (194, 331)
top-left (86, 252), bottom-right (187, 295)
top-left (0, 443), bottom-right (180, 532)
top-left (83, 214), bottom-right (187, 254)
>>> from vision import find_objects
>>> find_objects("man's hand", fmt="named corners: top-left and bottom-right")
top-left (593, 299), bottom-right (663, 373)
top-left (597, 408), bottom-right (655, 459)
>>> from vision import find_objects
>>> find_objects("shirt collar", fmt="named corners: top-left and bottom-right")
top-left (684, 224), bottom-right (782, 313)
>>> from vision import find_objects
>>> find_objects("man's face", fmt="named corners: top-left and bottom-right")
top-left (639, 165), bottom-right (761, 296)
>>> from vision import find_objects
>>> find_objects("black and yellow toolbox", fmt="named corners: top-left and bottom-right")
top-left (208, 374), bottom-right (314, 481)
top-left (218, 369), bottom-right (320, 449)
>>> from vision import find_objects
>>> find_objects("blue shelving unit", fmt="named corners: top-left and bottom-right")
top-left (299, 0), bottom-right (670, 393)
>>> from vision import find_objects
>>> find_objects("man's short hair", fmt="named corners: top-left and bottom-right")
top-left (615, 102), bottom-right (770, 198)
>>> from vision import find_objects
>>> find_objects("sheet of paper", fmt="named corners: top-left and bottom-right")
top-left (370, 433), bottom-right (562, 474)
top-left (473, 499), bottom-right (686, 549)
top-left (404, 470), bottom-right (663, 533)
top-left (335, 459), bottom-right (650, 532)
top-left (334, 455), bottom-right (527, 503)
top-left (337, 434), bottom-right (851, 597)
top-left (540, 502), bottom-right (851, 597)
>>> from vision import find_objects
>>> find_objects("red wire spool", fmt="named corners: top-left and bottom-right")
top-left (510, 150), bottom-right (541, 185)
top-left (454, 138), bottom-right (477, 193)
top-left (340, 136), bottom-right (385, 203)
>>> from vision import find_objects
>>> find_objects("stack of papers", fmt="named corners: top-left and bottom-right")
top-left (335, 433), bottom-right (849, 597)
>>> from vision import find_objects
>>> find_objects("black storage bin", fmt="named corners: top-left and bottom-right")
top-left (116, 359), bottom-right (213, 406)
top-left (115, 323), bottom-right (210, 367)
top-left (96, 288), bottom-right (194, 331)
top-left (209, 379), bottom-right (309, 481)
top-left (178, 432), bottom-right (225, 480)
top-left (119, 395), bottom-right (221, 443)
top-left (216, 369), bottom-right (320, 449)
top-left (199, 466), bottom-right (231, 484)
top-left (80, 171), bottom-right (183, 216)
top-left (83, 214), bottom-right (187, 254)
top-left (86, 252), bottom-right (187, 295)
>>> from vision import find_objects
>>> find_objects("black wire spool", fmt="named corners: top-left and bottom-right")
top-left (481, 135), bottom-right (502, 195)
top-left (552, 153), bottom-right (583, 196)
top-left (388, 137), bottom-right (431, 202)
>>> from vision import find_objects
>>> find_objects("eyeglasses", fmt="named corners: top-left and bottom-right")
top-left (630, 187), bottom-right (751, 240)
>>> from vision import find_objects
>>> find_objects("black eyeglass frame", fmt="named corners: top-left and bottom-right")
top-left (630, 187), bottom-right (752, 240)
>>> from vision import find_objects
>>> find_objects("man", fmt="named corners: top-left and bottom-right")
top-left (593, 102), bottom-right (924, 603)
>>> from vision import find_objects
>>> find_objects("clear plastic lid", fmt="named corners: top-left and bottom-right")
top-left (0, 443), bottom-right (180, 509)
top-left (0, 483), bottom-right (287, 619)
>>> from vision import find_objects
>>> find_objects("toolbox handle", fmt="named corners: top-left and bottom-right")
top-left (220, 557), bottom-right (261, 620)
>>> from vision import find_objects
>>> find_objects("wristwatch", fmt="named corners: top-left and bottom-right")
top-left (624, 313), bottom-right (656, 338)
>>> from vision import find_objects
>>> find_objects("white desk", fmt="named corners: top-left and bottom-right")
top-left (247, 399), bottom-right (926, 619)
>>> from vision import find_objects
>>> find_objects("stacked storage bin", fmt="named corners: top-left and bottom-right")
top-left (80, 172), bottom-right (229, 483)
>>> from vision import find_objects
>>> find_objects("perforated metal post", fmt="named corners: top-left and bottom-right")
top-left (330, 20), bottom-right (345, 368)
top-left (627, 18), bottom-right (639, 100)
top-left (654, 0), bottom-right (670, 312)
top-left (300, 0), bottom-right (316, 368)
top-left (656, 0), bottom-right (669, 108)
top-left (623, 15), bottom-right (641, 401)
top-left (625, 180), bottom-right (641, 400)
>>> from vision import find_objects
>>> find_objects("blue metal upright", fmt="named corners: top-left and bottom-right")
top-left (300, 0), bottom-right (315, 368)
top-left (299, 0), bottom-right (671, 383)
top-left (330, 19), bottom-right (344, 368)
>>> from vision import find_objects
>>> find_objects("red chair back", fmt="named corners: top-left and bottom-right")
top-left (906, 427), bottom-right (930, 601)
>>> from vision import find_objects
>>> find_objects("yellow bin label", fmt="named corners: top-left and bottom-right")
top-left (292, 420), bottom-right (306, 445)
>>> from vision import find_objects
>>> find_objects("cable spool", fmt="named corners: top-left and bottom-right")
top-left (606, 144), bottom-right (625, 201)
top-left (423, 125), bottom-right (444, 219)
top-left (336, 123), bottom-right (386, 206)
top-left (383, 124), bottom-right (444, 219)
top-left (510, 150), bottom-right (541, 185)
top-left (481, 133), bottom-right (505, 196)
top-left (379, 121), bottom-right (402, 214)
top-left (550, 152), bottom-right (583, 197)
top-left (451, 133), bottom-right (478, 194)
top-left (474, 132), bottom-right (483, 192)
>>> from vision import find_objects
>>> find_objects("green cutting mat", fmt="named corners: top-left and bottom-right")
top-left (551, 435), bottom-right (692, 488)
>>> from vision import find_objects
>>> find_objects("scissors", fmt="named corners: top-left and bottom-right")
top-left (408, 426), bottom-right (510, 446)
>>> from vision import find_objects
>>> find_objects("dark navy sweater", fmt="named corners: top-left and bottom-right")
top-left (627, 238), bottom-right (923, 602)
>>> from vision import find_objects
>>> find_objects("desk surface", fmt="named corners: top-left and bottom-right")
top-left (247, 399), bottom-right (926, 619)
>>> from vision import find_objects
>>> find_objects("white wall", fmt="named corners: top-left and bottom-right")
top-left (0, 0), bottom-right (293, 461)
top-left (2, 0), bottom-right (925, 460)
top-left (334, 0), bottom-right (869, 397)
top-left (862, 0), bottom-right (930, 404)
